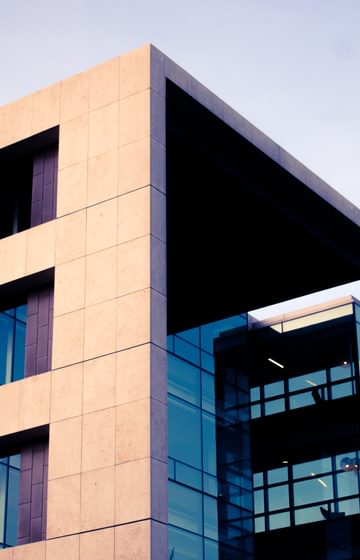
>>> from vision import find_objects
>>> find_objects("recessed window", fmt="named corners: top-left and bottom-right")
top-left (0, 304), bottom-right (27, 386)
top-left (0, 453), bottom-right (20, 548)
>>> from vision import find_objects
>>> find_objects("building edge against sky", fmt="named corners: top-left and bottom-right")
top-left (0, 43), bottom-right (359, 559)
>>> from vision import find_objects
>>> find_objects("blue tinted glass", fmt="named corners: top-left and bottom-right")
top-left (2, 308), bottom-right (14, 317)
top-left (168, 458), bottom-right (175, 479)
top-left (15, 305), bottom-right (27, 324)
top-left (168, 525), bottom-right (203, 560)
top-left (295, 505), bottom-right (324, 525)
top-left (177, 327), bottom-right (200, 347)
top-left (336, 470), bottom-right (359, 498)
top-left (339, 497), bottom-right (360, 516)
top-left (254, 490), bottom-right (264, 514)
top-left (294, 476), bottom-right (333, 506)
top-left (168, 482), bottom-right (203, 534)
top-left (250, 387), bottom-right (260, 402)
top-left (267, 467), bottom-right (288, 485)
top-left (331, 381), bottom-right (354, 399)
top-left (202, 372), bottom-right (215, 413)
top-left (255, 516), bottom-right (265, 532)
top-left (167, 335), bottom-right (174, 352)
top-left (202, 413), bottom-right (217, 475)
top-left (13, 322), bottom-right (26, 382)
top-left (176, 463), bottom-right (202, 491)
top-left (168, 355), bottom-right (201, 406)
top-left (293, 457), bottom-right (331, 479)
top-left (0, 314), bottom-right (13, 386)
top-left (201, 351), bottom-right (214, 374)
top-left (203, 474), bottom-right (218, 497)
top-left (200, 316), bottom-right (246, 353)
top-left (264, 398), bottom-right (285, 416)
top-left (251, 405), bottom-right (261, 419)
top-left (289, 391), bottom-right (315, 410)
top-left (289, 371), bottom-right (326, 392)
top-left (168, 397), bottom-right (202, 468)
top-left (204, 539), bottom-right (219, 560)
top-left (268, 485), bottom-right (289, 511)
top-left (174, 337), bottom-right (201, 366)
top-left (269, 511), bottom-right (290, 530)
top-left (204, 495), bottom-right (218, 540)
top-left (331, 364), bottom-right (352, 381)
top-left (9, 455), bottom-right (20, 469)
top-left (264, 381), bottom-right (284, 398)
top-left (5, 468), bottom-right (20, 546)
top-left (253, 472), bottom-right (264, 488)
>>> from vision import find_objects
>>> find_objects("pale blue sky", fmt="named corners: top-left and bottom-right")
top-left (1, 0), bottom-right (359, 316)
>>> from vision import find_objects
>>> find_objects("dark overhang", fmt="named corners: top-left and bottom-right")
top-left (166, 81), bottom-right (360, 333)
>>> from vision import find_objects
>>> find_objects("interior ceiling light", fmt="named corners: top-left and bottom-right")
top-left (268, 357), bottom-right (284, 369)
top-left (306, 379), bottom-right (318, 387)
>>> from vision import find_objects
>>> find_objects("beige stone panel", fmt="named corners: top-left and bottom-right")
top-left (14, 541), bottom-right (45, 560)
top-left (82, 408), bottom-right (115, 472)
top-left (19, 372), bottom-right (50, 430)
top-left (89, 56), bottom-right (120, 111)
top-left (0, 231), bottom-right (27, 285)
top-left (118, 187), bottom-right (150, 244)
top-left (50, 363), bottom-right (83, 422)
top-left (119, 89), bottom-right (150, 147)
top-left (151, 459), bottom-right (168, 523)
top-left (80, 466), bottom-right (115, 531)
top-left (47, 474), bottom-right (81, 538)
top-left (87, 149), bottom-right (118, 206)
top-left (32, 83), bottom-right (60, 134)
top-left (151, 519), bottom-right (168, 559)
top-left (150, 89), bottom-right (166, 145)
top-left (58, 114), bottom-right (88, 169)
top-left (0, 381), bottom-right (20, 436)
top-left (116, 344), bottom-right (167, 406)
top-left (85, 246), bottom-right (117, 307)
top-left (86, 198), bottom-right (117, 255)
top-left (120, 45), bottom-right (150, 99)
top-left (115, 458), bottom-right (150, 524)
top-left (52, 309), bottom-right (84, 369)
top-left (57, 161), bottom-right (87, 217)
top-left (116, 400), bottom-right (150, 464)
top-left (115, 520), bottom-right (150, 560)
top-left (151, 289), bottom-right (167, 349)
top-left (116, 289), bottom-right (150, 351)
top-left (151, 399), bottom-right (167, 463)
top-left (150, 138), bottom-right (166, 194)
top-left (150, 44), bottom-right (166, 97)
top-left (83, 353), bottom-right (116, 414)
top-left (118, 137), bottom-right (150, 195)
top-left (26, 220), bottom-right (56, 274)
top-left (49, 416), bottom-right (82, 479)
top-left (54, 257), bottom-right (85, 316)
top-left (79, 527), bottom-right (114, 560)
top-left (46, 534), bottom-right (79, 560)
top-left (60, 70), bottom-right (90, 122)
top-left (56, 210), bottom-right (86, 265)
top-left (88, 102), bottom-right (119, 158)
top-left (151, 187), bottom-right (166, 243)
top-left (0, 547), bottom-right (14, 559)
top-left (117, 236), bottom-right (150, 297)
top-left (83, 299), bottom-right (116, 361)
top-left (0, 95), bottom-right (32, 148)
top-left (116, 344), bottom-right (150, 405)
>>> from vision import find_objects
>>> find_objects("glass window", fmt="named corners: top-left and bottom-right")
top-left (267, 467), bottom-right (288, 485)
top-left (203, 474), bottom-right (218, 497)
top-left (264, 381), bottom-right (284, 398)
top-left (331, 381), bottom-right (355, 400)
top-left (200, 316), bottom-right (247, 354)
top-left (290, 391), bottom-right (315, 410)
top-left (168, 355), bottom-right (201, 406)
top-left (254, 490), bottom-right (264, 514)
top-left (338, 497), bottom-right (360, 516)
top-left (204, 495), bottom-right (218, 540)
top-left (202, 413), bottom-right (217, 476)
top-left (295, 504), bottom-right (325, 525)
top-left (202, 372), bottom-right (215, 413)
top-left (201, 351), bottom-right (215, 374)
top-left (168, 482), bottom-right (203, 535)
top-left (253, 472), bottom-right (264, 488)
top-left (13, 321), bottom-right (26, 382)
top-left (176, 327), bottom-right (200, 347)
top-left (293, 457), bottom-right (332, 479)
top-left (268, 511), bottom-right (290, 530)
top-left (331, 364), bottom-right (352, 381)
top-left (268, 485), bottom-right (289, 511)
top-left (250, 387), bottom-right (260, 402)
top-left (289, 371), bottom-right (326, 393)
top-left (168, 458), bottom-right (175, 480)
top-left (174, 337), bottom-right (201, 366)
top-left (294, 476), bottom-right (333, 506)
top-left (336, 470), bottom-right (359, 498)
top-left (0, 313), bottom-right (13, 386)
top-left (5, 468), bottom-right (20, 546)
top-left (176, 463), bottom-right (202, 491)
top-left (204, 539), bottom-right (219, 560)
top-left (254, 516), bottom-right (265, 532)
top-left (168, 397), bottom-right (202, 468)
top-left (0, 305), bottom-right (27, 385)
top-left (264, 398), bottom-right (285, 416)
top-left (168, 525), bottom-right (204, 560)
top-left (251, 404), bottom-right (261, 419)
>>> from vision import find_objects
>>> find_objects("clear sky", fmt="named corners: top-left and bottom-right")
top-left (1, 0), bottom-right (359, 316)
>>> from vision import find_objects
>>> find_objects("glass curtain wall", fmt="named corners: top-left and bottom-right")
top-left (0, 454), bottom-right (20, 548)
top-left (0, 305), bottom-right (27, 385)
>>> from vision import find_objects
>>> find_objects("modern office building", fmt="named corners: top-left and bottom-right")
top-left (0, 44), bottom-right (360, 559)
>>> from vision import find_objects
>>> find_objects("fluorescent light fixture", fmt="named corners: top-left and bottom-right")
top-left (282, 460), bottom-right (289, 464)
top-left (306, 379), bottom-right (317, 387)
top-left (268, 357), bottom-right (284, 369)
top-left (317, 478), bottom-right (328, 488)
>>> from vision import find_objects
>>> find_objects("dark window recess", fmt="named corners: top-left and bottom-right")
top-left (0, 128), bottom-right (59, 240)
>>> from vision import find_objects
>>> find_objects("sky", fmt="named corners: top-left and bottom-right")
top-left (1, 0), bottom-right (359, 317)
